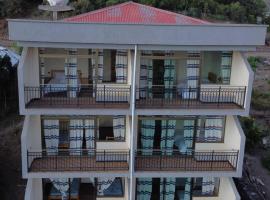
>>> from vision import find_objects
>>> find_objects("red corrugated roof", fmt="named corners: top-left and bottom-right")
top-left (64, 1), bottom-right (210, 25)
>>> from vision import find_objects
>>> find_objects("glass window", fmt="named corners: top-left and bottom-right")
top-left (196, 116), bottom-right (225, 142)
top-left (98, 116), bottom-right (114, 140)
top-left (193, 177), bottom-right (220, 196)
top-left (97, 177), bottom-right (124, 197)
top-left (201, 52), bottom-right (232, 84)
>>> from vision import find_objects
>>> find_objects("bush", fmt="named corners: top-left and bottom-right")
top-left (248, 56), bottom-right (260, 71)
top-left (252, 90), bottom-right (270, 111)
top-left (261, 154), bottom-right (270, 171)
top-left (240, 117), bottom-right (262, 151)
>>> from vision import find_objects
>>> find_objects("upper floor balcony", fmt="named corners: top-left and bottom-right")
top-left (135, 51), bottom-right (252, 115)
top-left (18, 48), bottom-right (252, 115)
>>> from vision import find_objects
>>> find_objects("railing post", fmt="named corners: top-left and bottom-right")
top-left (242, 86), bottom-right (247, 108)
top-left (50, 85), bottom-right (52, 105)
top-left (218, 86), bottom-right (221, 107)
top-left (103, 85), bottom-right (106, 107)
top-left (55, 153), bottom-right (58, 171)
top-left (211, 150), bottom-right (214, 171)
top-left (188, 87), bottom-right (191, 107)
top-left (104, 150), bottom-right (106, 171)
top-left (27, 150), bottom-right (29, 172)
top-left (160, 151), bottom-right (162, 170)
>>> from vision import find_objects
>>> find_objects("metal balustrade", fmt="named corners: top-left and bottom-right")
top-left (27, 149), bottom-right (130, 172)
top-left (135, 149), bottom-right (239, 171)
top-left (24, 84), bottom-right (131, 108)
top-left (136, 85), bottom-right (246, 109)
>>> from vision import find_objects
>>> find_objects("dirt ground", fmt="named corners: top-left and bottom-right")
top-left (0, 114), bottom-right (25, 200)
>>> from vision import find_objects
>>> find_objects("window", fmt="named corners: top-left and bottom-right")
top-left (97, 116), bottom-right (126, 141)
top-left (196, 116), bottom-right (225, 142)
top-left (193, 177), bottom-right (220, 196)
top-left (97, 177), bottom-right (124, 197)
top-left (201, 52), bottom-right (232, 84)
top-left (98, 116), bottom-right (114, 140)
top-left (103, 49), bottom-right (117, 83)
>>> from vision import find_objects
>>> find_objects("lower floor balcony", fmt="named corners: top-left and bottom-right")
top-left (135, 149), bottom-right (238, 172)
top-left (27, 149), bottom-right (130, 173)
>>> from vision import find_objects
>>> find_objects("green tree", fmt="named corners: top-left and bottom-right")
top-left (240, 117), bottom-right (262, 151)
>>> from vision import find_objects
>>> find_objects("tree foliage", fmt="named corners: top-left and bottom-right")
top-left (240, 117), bottom-right (262, 151)
top-left (0, 0), bottom-right (267, 24)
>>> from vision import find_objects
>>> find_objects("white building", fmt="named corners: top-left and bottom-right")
top-left (8, 2), bottom-right (267, 200)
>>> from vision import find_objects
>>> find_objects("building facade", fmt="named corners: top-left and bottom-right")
top-left (8, 2), bottom-right (267, 200)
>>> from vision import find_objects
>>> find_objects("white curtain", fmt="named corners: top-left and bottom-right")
top-left (221, 51), bottom-right (232, 84)
top-left (113, 115), bottom-right (125, 141)
top-left (84, 119), bottom-right (95, 155)
top-left (115, 50), bottom-right (128, 83)
top-left (39, 48), bottom-right (45, 85)
top-left (183, 120), bottom-right (195, 155)
top-left (50, 178), bottom-right (71, 200)
top-left (69, 119), bottom-right (84, 155)
top-left (97, 178), bottom-right (115, 195)
top-left (205, 116), bottom-right (223, 142)
top-left (202, 177), bottom-right (215, 195)
top-left (184, 178), bottom-right (192, 200)
top-left (183, 51), bottom-right (200, 99)
top-left (65, 49), bottom-right (78, 98)
top-left (141, 120), bottom-right (155, 155)
top-left (92, 50), bottom-right (104, 84)
top-left (164, 58), bottom-right (176, 99)
top-left (43, 119), bottom-right (59, 155)
top-left (160, 120), bottom-right (176, 155)
top-left (160, 178), bottom-right (176, 200)
top-left (140, 51), bottom-right (153, 98)
top-left (137, 178), bottom-right (152, 200)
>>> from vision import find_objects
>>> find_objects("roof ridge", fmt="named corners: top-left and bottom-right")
top-left (130, 1), bottom-right (209, 24)
top-left (64, 1), bottom-right (133, 21)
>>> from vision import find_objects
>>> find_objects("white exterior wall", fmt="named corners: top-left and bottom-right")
top-left (193, 178), bottom-right (240, 200)
top-left (231, 52), bottom-right (254, 114)
top-left (21, 115), bottom-right (42, 178)
top-left (24, 179), bottom-right (43, 200)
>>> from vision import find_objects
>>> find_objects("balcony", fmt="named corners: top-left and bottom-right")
top-left (27, 149), bottom-right (130, 172)
top-left (24, 85), bottom-right (131, 109)
top-left (135, 149), bottom-right (238, 172)
top-left (136, 85), bottom-right (246, 109)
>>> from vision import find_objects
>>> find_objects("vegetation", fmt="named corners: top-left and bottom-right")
top-left (0, 55), bottom-right (18, 117)
top-left (252, 90), bottom-right (270, 111)
top-left (248, 56), bottom-right (261, 72)
top-left (262, 154), bottom-right (270, 172)
top-left (0, 0), bottom-right (267, 24)
top-left (240, 117), bottom-right (262, 151)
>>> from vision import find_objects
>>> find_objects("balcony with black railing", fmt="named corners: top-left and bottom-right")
top-left (135, 149), bottom-right (238, 172)
top-left (24, 84), bottom-right (131, 109)
top-left (27, 149), bottom-right (130, 172)
top-left (136, 85), bottom-right (246, 109)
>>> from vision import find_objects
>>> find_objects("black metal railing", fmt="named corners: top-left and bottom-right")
top-left (24, 84), bottom-right (131, 108)
top-left (135, 149), bottom-right (239, 171)
top-left (27, 149), bottom-right (130, 172)
top-left (136, 85), bottom-right (246, 109)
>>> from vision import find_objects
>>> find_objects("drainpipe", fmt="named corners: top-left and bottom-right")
top-left (129, 44), bottom-right (138, 200)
